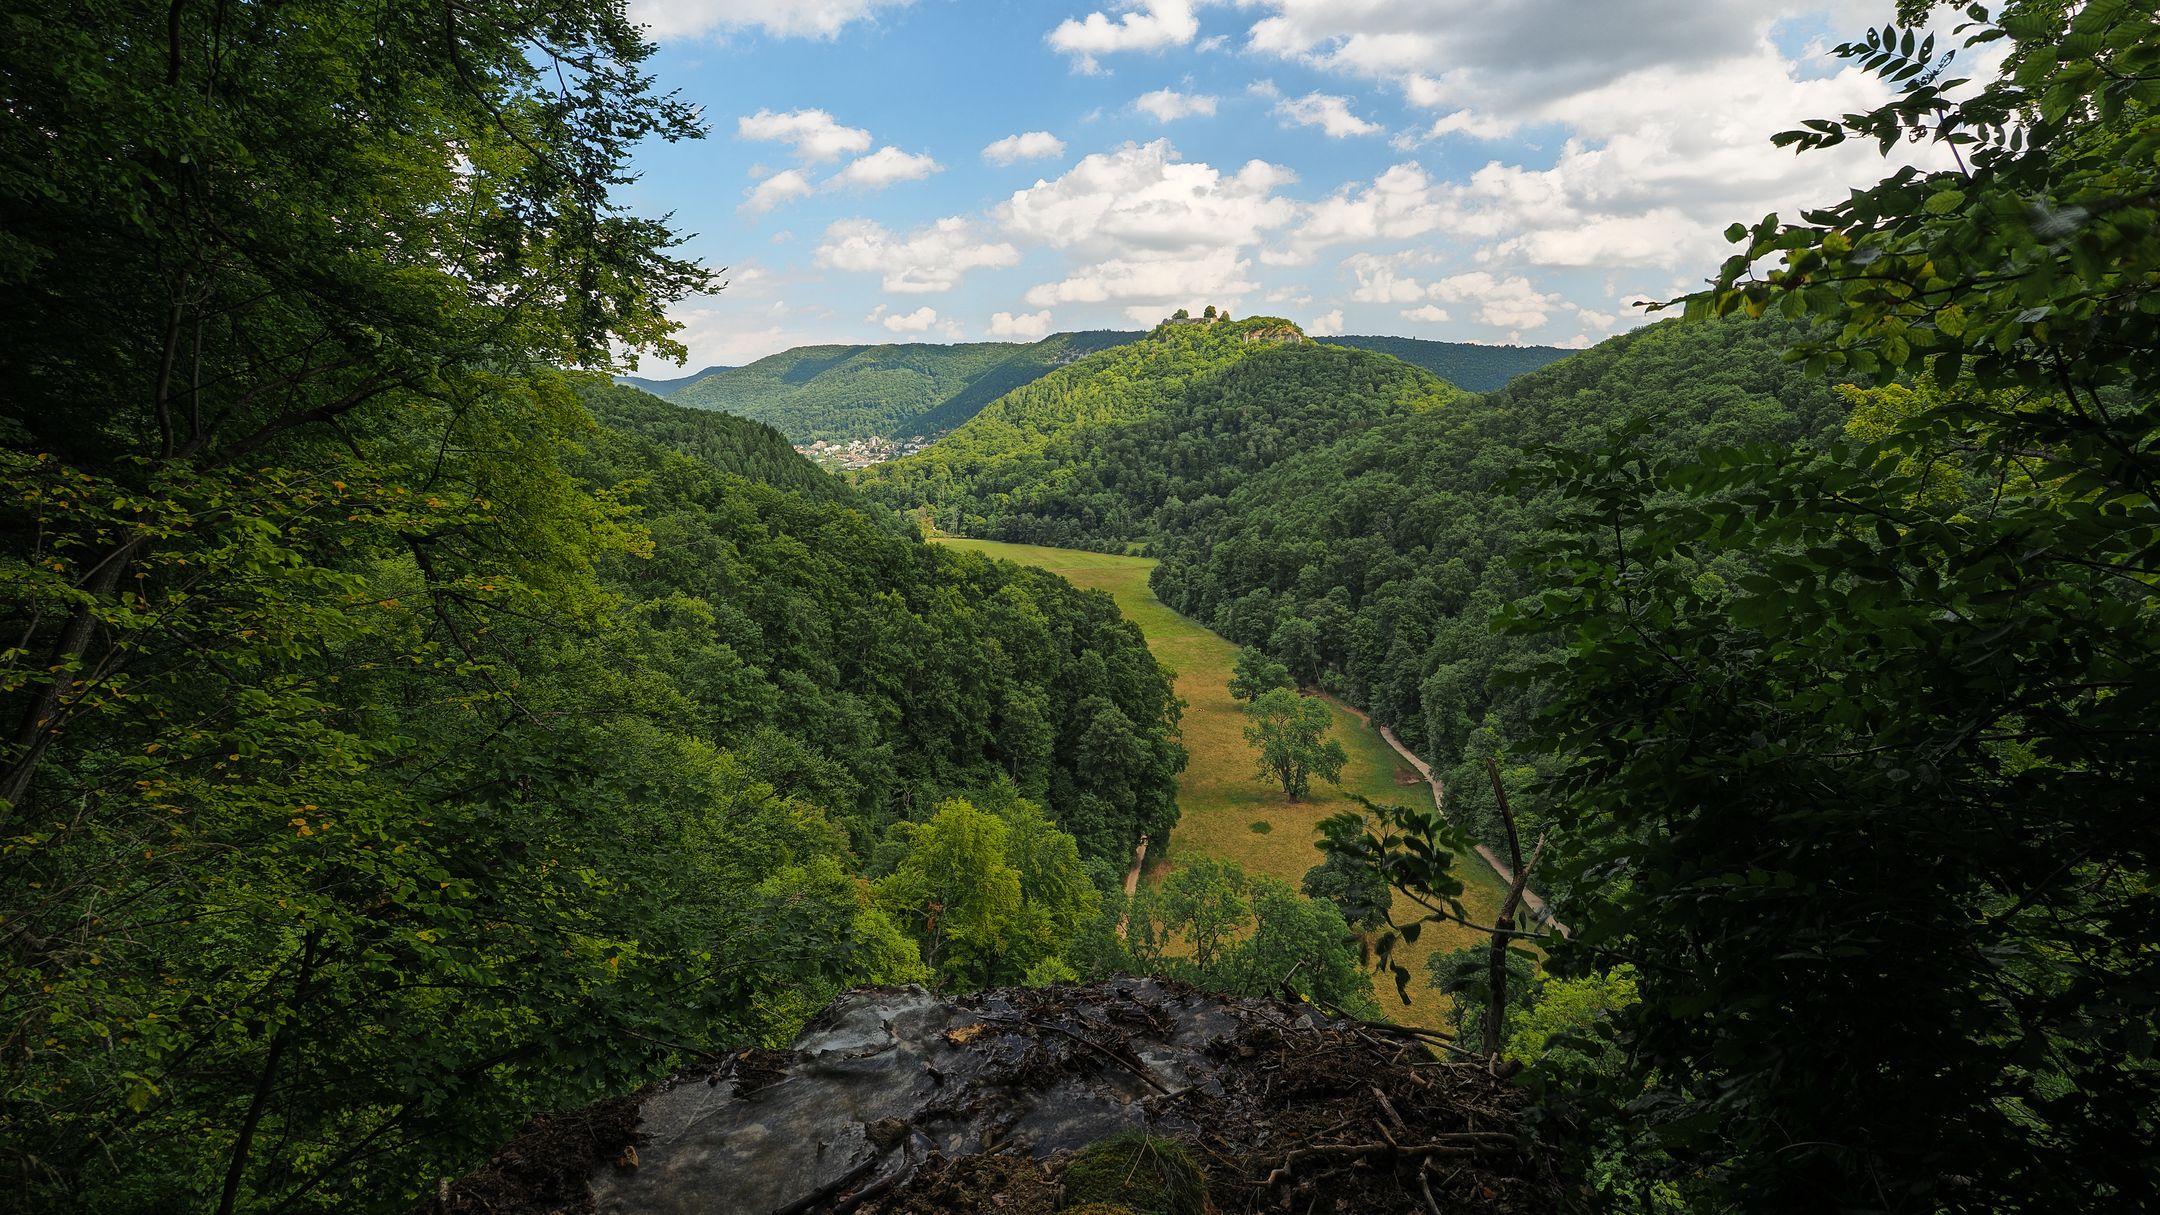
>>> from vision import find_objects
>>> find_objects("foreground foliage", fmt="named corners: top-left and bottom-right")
top-left (1332, 2), bottom-right (2160, 1209)
top-left (0, 6), bottom-right (1188, 1210)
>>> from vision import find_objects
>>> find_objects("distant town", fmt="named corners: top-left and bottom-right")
top-left (795, 432), bottom-right (945, 470)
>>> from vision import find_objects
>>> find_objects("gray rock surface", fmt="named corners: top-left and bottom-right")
top-left (588, 978), bottom-right (1289, 1215)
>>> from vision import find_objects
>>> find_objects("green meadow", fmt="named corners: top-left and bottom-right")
top-left (937, 538), bottom-right (1513, 1026)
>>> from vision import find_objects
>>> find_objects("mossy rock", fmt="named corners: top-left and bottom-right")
top-left (1061, 1130), bottom-right (1206, 1215)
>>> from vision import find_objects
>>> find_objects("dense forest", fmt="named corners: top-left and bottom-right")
top-left (667, 331), bottom-right (1142, 442)
top-left (0, 6), bottom-right (1249, 1210)
top-left (856, 318), bottom-right (1463, 546)
top-left (1149, 313), bottom-right (1849, 856)
top-left (7, 1), bottom-right (2157, 1213)
top-left (1322, 335), bottom-right (1571, 393)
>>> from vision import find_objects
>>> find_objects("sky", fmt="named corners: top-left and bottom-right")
top-left (614, 0), bottom-right (1936, 371)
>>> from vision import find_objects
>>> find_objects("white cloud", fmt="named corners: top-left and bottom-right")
top-left (1049, 0), bottom-right (1200, 72)
top-left (1133, 88), bottom-right (1217, 122)
top-left (1244, 3), bottom-right (1956, 285)
top-left (873, 304), bottom-right (944, 333)
top-left (983, 131), bottom-right (1068, 164)
top-left (1426, 272), bottom-right (1560, 329)
top-left (1284, 163), bottom-right (1451, 255)
top-left (737, 109), bottom-right (873, 162)
top-left (741, 169), bottom-right (815, 215)
top-left (989, 310), bottom-right (1056, 338)
top-left (630, 0), bottom-right (908, 40)
top-left (1001, 141), bottom-right (1299, 322)
top-left (815, 217), bottom-right (1020, 293)
top-left (1274, 92), bottom-right (1382, 137)
top-left (1345, 251), bottom-right (1433, 303)
top-left (1308, 308), bottom-right (1345, 336)
top-left (830, 146), bottom-right (943, 190)
top-left (1239, 0), bottom-right (1787, 127)
top-left (1002, 140), bottom-right (1296, 253)
top-left (1402, 305), bottom-right (1451, 324)
top-left (1024, 249), bottom-right (1260, 320)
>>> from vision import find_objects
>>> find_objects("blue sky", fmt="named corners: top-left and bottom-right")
top-left (615, 0), bottom-right (1929, 370)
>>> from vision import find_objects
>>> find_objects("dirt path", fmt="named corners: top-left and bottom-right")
top-left (1122, 833), bottom-right (1149, 897)
top-left (1377, 726), bottom-right (1568, 936)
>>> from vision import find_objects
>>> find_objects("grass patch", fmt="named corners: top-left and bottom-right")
top-left (937, 538), bottom-right (1514, 1027)
top-left (1248, 820), bottom-right (1272, 834)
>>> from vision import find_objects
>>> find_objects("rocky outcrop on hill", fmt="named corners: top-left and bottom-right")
top-left (431, 979), bottom-right (1557, 1215)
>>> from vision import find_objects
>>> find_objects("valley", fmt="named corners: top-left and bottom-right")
top-left (12, 4), bottom-right (2153, 1211)
top-left (937, 538), bottom-right (1513, 1026)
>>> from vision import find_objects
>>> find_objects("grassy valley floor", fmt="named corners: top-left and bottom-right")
top-left (937, 538), bottom-right (1513, 1027)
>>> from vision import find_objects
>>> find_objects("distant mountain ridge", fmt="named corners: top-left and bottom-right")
top-left (647, 328), bottom-right (1574, 445)
top-left (1322, 335), bottom-right (1571, 392)
top-left (855, 315), bottom-right (1465, 548)
top-left (668, 331), bottom-right (1145, 443)
top-left (612, 364), bottom-right (734, 396)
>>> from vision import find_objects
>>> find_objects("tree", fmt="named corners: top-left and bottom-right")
top-left (1241, 688), bottom-right (1347, 801)
top-left (1227, 648), bottom-right (1294, 702)
top-left (1076, 859), bottom-right (1379, 1018)
top-left (1505, 4), bottom-right (2160, 1208)
top-left (1267, 616), bottom-right (1324, 686)
top-left (872, 798), bottom-right (1094, 989)
top-left (1300, 851), bottom-right (1392, 931)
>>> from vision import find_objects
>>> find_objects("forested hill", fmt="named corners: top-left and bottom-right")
top-left (1146, 313), bottom-right (1847, 852)
top-left (579, 379), bottom-right (855, 505)
top-left (1323, 335), bottom-right (1571, 392)
top-left (855, 316), bottom-right (1463, 548)
top-left (669, 330), bottom-right (1142, 442)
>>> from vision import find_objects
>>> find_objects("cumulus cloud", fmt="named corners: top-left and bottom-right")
top-left (1283, 163), bottom-right (1451, 256)
top-left (1133, 89), bottom-right (1217, 122)
top-left (830, 146), bottom-right (943, 190)
top-left (1425, 272), bottom-right (1561, 329)
top-left (741, 169), bottom-right (815, 215)
top-left (737, 108), bottom-right (873, 162)
top-left (989, 310), bottom-right (1055, 338)
top-left (1002, 140), bottom-right (1296, 252)
top-left (1238, 0), bottom-right (1785, 127)
top-left (868, 304), bottom-right (960, 337)
top-left (1344, 251), bottom-right (1435, 303)
top-left (983, 131), bottom-right (1068, 164)
top-left (1244, 2), bottom-right (1952, 286)
top-left (630, 0), bottom-right (908, 40)
top-left (815, 217), bottom-right (1020, 293)
top-left (1000, 140), bottom-right (1298, 320)
top-left (1274, 92), bottom-right (1382, 137)
top-left (1308, 308), bottom-right (1345, 336)
top-left (1402, 305), bottom-right (1451, 324)
top-left (1049, 0), bottom-right (1200, 72)
top-left (1023, 248), bottom-right (1259, 311)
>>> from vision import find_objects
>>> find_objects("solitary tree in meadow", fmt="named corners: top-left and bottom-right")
top-left (1241, 688), bottom-right (1347, 801)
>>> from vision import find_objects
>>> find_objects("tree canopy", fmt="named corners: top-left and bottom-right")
top-left (1240, 689), bottom-right (1347, 802)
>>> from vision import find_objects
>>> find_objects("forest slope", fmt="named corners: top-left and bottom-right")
top-left (857, 317), bottom-right (1464, 549)
top-left (670, 330), bottom-right (1141, 442)
top-left (613, 364), bottom-right (733, 397)
top-left (937, 539), bottom-right (1514, 1027)
top-left (1146, 313), bottom-right (1848, 856)
top-left (1324, 335), bottom-right (1571, 392)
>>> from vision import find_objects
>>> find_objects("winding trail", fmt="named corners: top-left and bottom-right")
top-left (1377, 726), bottom-right (1569, 937)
